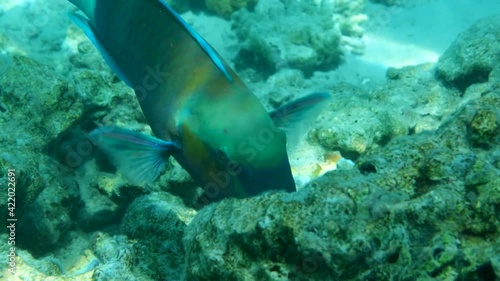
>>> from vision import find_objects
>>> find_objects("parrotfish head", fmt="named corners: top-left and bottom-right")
top-left (176, 92), bottom-right (296, 206)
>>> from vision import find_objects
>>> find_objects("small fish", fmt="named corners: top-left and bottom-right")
top-left (67, 0), bottom-right (330, 206)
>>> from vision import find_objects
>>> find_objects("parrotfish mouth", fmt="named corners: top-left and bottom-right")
top-left (193, 153), bottom-right (296, 207)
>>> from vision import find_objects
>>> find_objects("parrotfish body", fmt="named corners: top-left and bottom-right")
top-left (67, 0), bottom-right (330, 205)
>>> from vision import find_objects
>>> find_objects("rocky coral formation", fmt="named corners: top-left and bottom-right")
top-left (0, 55), bottom-right (84, 253)
top-left (0, 0), bottom-right (72, 65)
top-left (436, 14), bottom-right (500, 91)
top-left (182, 89), bottom-right (499, 280)
top-left (204, 0), bottom-right (258, 18)
top-left (119, 192), bottom-right (196, 280)
top-left (232, 0), bottom-right (366, 76)
top-left (308, 63), bottom-right (463, 160)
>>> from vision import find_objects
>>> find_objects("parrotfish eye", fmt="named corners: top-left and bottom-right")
top-left (216, 149), bottom-right (228, 165)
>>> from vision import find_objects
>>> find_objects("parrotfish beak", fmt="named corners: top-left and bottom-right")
top-left (194, 154), bottom-right (296, 208)
top-left (236, 155), bottom-right (296, 196)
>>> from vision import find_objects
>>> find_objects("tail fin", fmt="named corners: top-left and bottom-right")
top-left (67, 0), bottom-right (96, 22)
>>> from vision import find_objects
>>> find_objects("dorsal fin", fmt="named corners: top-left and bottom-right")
top-left (157, 0), bottom-right (233, 83)
top-left (67, 12), bottom-right (133, 87)
top-left (68, 0), bottom-right (96, 22)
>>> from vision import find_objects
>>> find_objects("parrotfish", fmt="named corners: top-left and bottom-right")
top-left (67, 0), bottom-right (330, 206)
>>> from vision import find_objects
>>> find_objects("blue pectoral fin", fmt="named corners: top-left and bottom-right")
top-left (67, 12), bottom-right (133, 87)
top-left (158, 0), bottom-right (233, 83)
top-left (270, 92), bottom-right (332, 148)
top-left (88, 127), bottom-right (181, 185)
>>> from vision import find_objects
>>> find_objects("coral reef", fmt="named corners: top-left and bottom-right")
top-left (182, 89), bottom-right (499, 280)
top-left (308, 63), bottom-right (463, 160)
top-left (1, 3), bottom-right (499, 281)
top-left (436, 15), bottom-right (500, 91)
top-left (204, 0), bottom-right (258, 18)
top-left (232, 0), bottom-right (366, 75)
top-left (0, 55), bottom-right (84, 254)
top-left (120, 192), bottom-right (196, 280)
